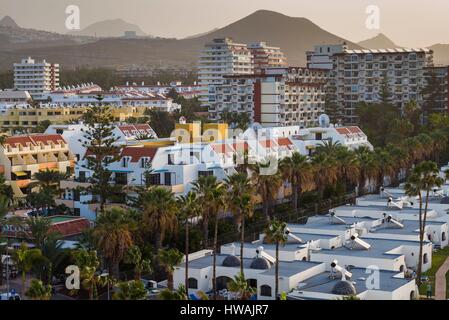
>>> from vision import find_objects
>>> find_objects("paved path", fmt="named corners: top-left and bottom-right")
top-left (435, 256), bottom-right (449, 300)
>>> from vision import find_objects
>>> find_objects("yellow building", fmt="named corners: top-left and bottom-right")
top-left (0, 105), bottom-right (150, 132)
top-left (174, 120), bottom-right (229, 143)
top-left (0, 134), bottom-right (76, 198)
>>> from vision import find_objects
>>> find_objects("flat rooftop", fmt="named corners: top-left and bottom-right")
top-left (295, 267), bottom-right (409, 295)
top-left (185, 254), bottom-right (322, 278)
top-left (315, 237), bottom-right (425, 259)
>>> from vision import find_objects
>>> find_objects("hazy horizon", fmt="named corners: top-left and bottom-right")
top-left (1, 0), bottom-right (449, 47)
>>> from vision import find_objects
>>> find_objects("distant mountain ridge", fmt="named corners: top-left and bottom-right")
top-left (0, 15), bottom-right (19, 28)
top-left (358, 33), bottom-right (400, 49)
top-left (0, 11), bottom-right (449, 70)
top-left (69, 18), bottom-right (148, 38)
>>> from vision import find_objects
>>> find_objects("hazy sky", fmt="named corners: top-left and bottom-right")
top-left (1, 0), bottom-right (449, 46)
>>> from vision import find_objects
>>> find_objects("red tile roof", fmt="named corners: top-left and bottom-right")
top-left (120, 146), bottom-right (158, 162)
top-left (276, 137), bottom-right (293, 147)
top-left (49, 217), bottom-right (91, 237)
top-left (4, 134), bottom-right (66, 147)
top-left (259, 139), bottom-right (278, 148)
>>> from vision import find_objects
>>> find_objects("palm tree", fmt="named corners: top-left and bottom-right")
top-left (404, 161), bottom-right (444, 286)
top-left (26, 279), bottom-right (52, 300)
top-left (279, 152), bottom-right (314, 211)
top-left (41, 234), bottom-right (67, 284)
top-left (27, 216), bottom-right (51, 249)
top-left (228, 272), bottom-right (256, 300)
top-left (374, 148), bottom-right (395, 188)
top-left (191, 175), bottom-right (222, 247)
top-left (72, 249), bottom-right (100, 300)
top-left (354, 146), bottom-right (379, 194)
top-left (192, 176), bottom-right (226, 298)
top-left (264, 220), bottom-right (288, 300)
top-left (177, 191), bottom-right (200, 294)
top-left (140, 187), bottom-right (178, 251)
top-left (92, 208), bottom-right (134, 279)
top-left (113, 280), bottom-right (148, 300)
top-left (31, 169), bottom-right (68, 192)
top-left (250, 160), bottom-right (282, 221)
top-left (124, 245), bottom-right (151, 281)
top-left (158, 248), bottom-right (184, 291)
top-left (158, 284), bottom-right (187, 300)
top-left (334, 147), bottom-right (360, 190)
top-left (225, 173), bottom-right (254, 275)
top-left (13, 242), bottom-right (43, 296)
top-left (310, 152), bottom-right (338, 200)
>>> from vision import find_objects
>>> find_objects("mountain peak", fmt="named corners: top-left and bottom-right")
top-left (69, 18), bottom-right (147, 38)
top-left (0, 15), bottom-right (19, 28)
top-left (358, 33), bottom-right (399, 49)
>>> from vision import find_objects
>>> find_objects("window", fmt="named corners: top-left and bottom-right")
top-left (188, 278), bottom-right (198, 289)
top-left (198, 171), bottom-right (213, 177)
top-left (78, 171), bottom-right (86, 182)
top-left (141, 157), bottom-right (150, 168)
top-left (442, 232), bottom-right (446, 241)
top-left (423, 253), bottom-right (428, 264)
top-left (122, 157), bottom-right (129, 167)
top-left (147, 173), bottom-right (161, 185)
top-left (164, 172), bottom-right (172, 186)
top-left (115, 172), bottom-right (128, 185)
top-left (260, 285), bottom-right (272, 297)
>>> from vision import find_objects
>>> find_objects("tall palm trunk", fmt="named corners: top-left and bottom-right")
top-left (292, 182), bottom-right (298, 212)
top-left (240, 213), bottom-right (245, 276)
top-left (167, 271), bottom-right (174, 290)
top-left (417, 189), bottom-right (430, 287)
top-left (202, 211), bottom-right (210, 248)
top-left (21, 270), bottom-right (26, 297)
top-left (185, 220), bottom-right (189, 298)
top-left (416, 193), bottom-right (423, 287)
top-left (212, 212), bottom-right (219, 299)
top-left (275, 242), bottom-right (279, 300)
top-left (112, 259), bottom-right (120, 280)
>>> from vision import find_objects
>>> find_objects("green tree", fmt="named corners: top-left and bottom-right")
top-left (140, 187), bottom-right (178, 251)
top-left (81, 105), bottom-right (122, 215)
top-left (225, 173), bottom-right (254, 276)
top-left (404, 161), bottom-right (444, 286)
top-left (25, 279), bottom-right (52, 300)
top-left (158, 284), bottom-right (187, 300)
top-left (27, 216), bottom-right (52, 249)
top-left (228, 272), bottom-right (256, 300)
top-left (92, 208), bottom-right (134, 279)
top-left (124, 245), bottom-right (152, 280)
top-left (158, 248), bottom-right (184, 291)
top-left (250, 159), bottom-right (283, 221)
top-left (177, 191), bottom-right (200, 293)
top-left (31, 120), bottom-right (52, 134)
top-left (264, 220), bottom-right (288, 300)
top-left (13, 243), bottom-right (43, 296)
top-left (72, 249), bottom-right (101, 300)
top-left (421, 68), bottom-right (445, 119)
top-left (113, 280), bottom-right (148, 300)
top-left (280, 152), bottom-right (314, 211)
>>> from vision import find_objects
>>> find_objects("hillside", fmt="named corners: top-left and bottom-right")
top-left (0, 10), bottom-right (360, 69)
top-left (68, 18), bottom-right (148, 38)
top-left (358, 33), bottom-right (400, 49)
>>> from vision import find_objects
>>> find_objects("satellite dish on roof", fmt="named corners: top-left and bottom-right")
top-left (319, 114), bottom-right (330, 128)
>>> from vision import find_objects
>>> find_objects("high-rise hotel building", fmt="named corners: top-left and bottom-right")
top-left (198, 38), bottom-right (287, 112)
top-left (210, 67), bottom-right (327, 128)
top-left (198, 38), bottom-right (253, 108)
top-left (307, 44), bottom-right (435, 123)
top-left (248, 42), bottom-right (287, 74)
top-left (14, 57), bottom-right (60, 100)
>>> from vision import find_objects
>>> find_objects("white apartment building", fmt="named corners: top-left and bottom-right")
top-left (306, 44), bottom-right (434, 124)
top-left (14, 57), bottom-right (60, 100)
top-left (248, 42), bottom-right (287, 74)
top-left (198, 38), bottom-right (253, 108)
top-left (0, 90), bottom-right (32, 108)
top-left (210, 67), bottom-right (327, 127)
